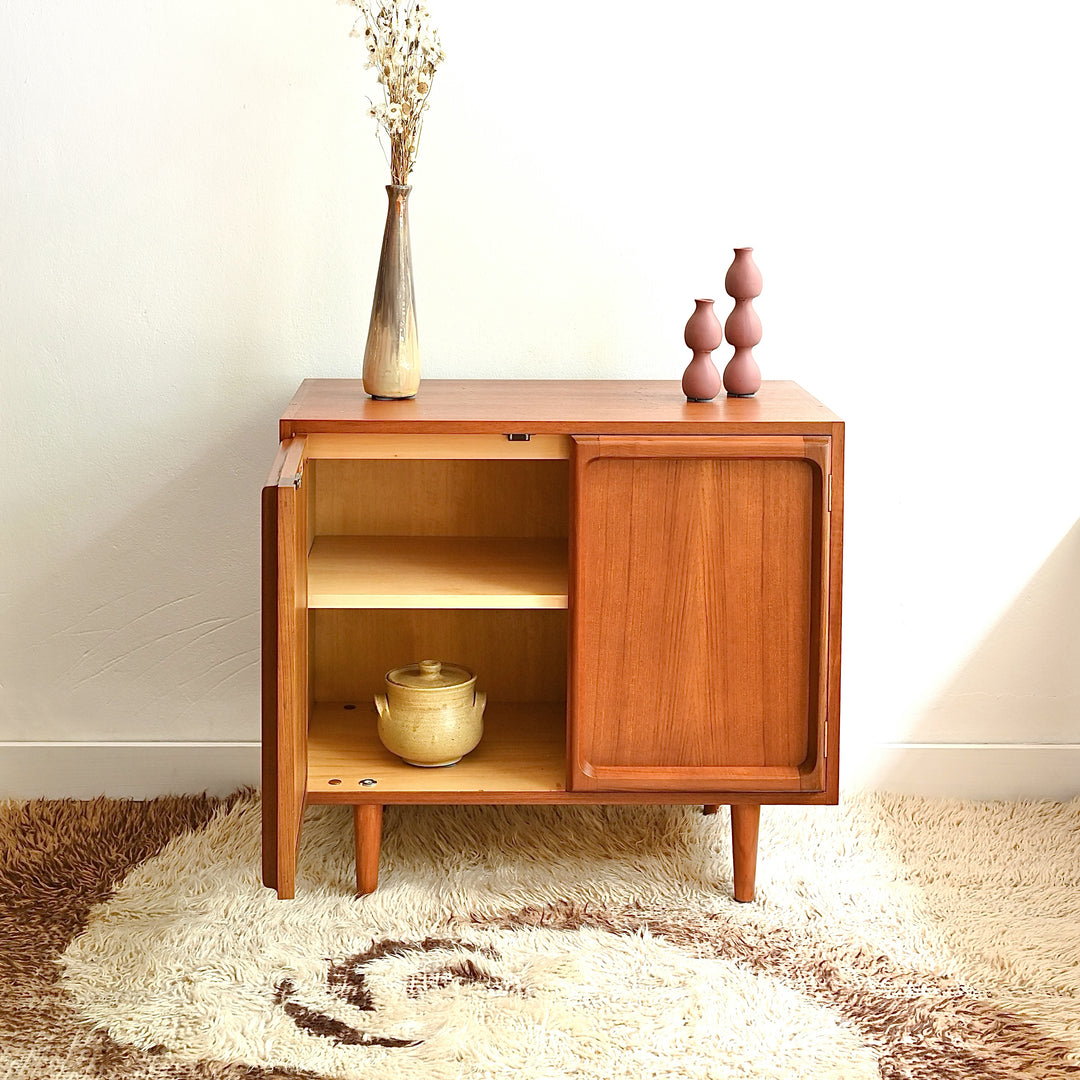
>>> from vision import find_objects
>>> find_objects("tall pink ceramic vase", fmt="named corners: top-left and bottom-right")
top-left (682, 299), bottom-right (723, 401)
top-left (723, 248), bottom-right (763, 397)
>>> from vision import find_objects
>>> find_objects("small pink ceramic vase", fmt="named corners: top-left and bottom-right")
top-left (723, 248), bottom-right (763, 397)
top-left (682, 299), bottom-right (723, 402)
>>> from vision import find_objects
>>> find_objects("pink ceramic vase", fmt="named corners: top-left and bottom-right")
top-left (724, 246), bottom-right (763, 300)
top-left (723, 248), bottom-right (762, 397)
top-left (682, 299), bottom-right (723, 402)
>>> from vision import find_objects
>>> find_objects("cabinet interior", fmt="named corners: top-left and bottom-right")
top-left (302, 447), bottom-right (571, 799)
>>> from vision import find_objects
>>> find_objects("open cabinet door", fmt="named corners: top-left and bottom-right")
top-left (569, 435), bottom-right (832, 794)
top-left (262, 437), bottom-right (308, 898)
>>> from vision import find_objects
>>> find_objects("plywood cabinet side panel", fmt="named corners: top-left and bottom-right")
top-left (306, 459), bottom-right (317, 555)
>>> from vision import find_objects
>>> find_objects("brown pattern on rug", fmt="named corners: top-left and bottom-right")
top-left (484, 899), bottom-right (1080, 1080)
top-left (326, 937), bottom-right (506, 1011)
top-left (15, 794), bottom-right (1080, 1078)
top-left (0, 792), bottom-right (322, 1080)
top-left (269, 936), bottom-right (528, 1051)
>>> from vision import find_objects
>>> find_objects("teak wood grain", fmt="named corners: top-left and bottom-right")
top-left (825, 423), bottom-right (845, 799)
top-left (354, 804), bottom-right (382, 896)
top-left (569, 435), bottom-right (830, 793)
top-left (262, 436), bottom-right (309, 899)
top-left (263, 380), bottom-right (845, 903)
top-left (281, 380), bottom-right (841, 438)
top-left (731, 804), bottom-right (762, 903)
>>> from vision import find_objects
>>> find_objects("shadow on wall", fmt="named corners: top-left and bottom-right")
top-left (865, 519), bottom-right (1080, 798)
top-left (912, 518), bottom-right (1080, 744)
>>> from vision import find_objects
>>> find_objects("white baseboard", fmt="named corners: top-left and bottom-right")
top-left (846, 743), bottom-right (1080, 800)
top-left (1, 742), bottom-right (1077, 802)
top-left (0, 743), bottom-right (261, 799)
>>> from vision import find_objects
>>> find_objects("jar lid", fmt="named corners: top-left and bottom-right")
top-left (386, 659), bottom-right (475, 689)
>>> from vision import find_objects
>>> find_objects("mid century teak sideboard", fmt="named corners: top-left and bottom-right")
top-left (263, 379), bottom-right (844, 902)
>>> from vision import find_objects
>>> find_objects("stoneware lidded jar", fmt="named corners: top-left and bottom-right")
top-left (375, 660), bottom-right (486, 767)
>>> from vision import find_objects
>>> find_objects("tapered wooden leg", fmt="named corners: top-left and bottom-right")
top-left (272, 815), bottom-right (299, 900)
top-left (354, 804), bottom-right (383, 896)
top-left (731, 803), bottom-right (761, 903)
top-left (702, 804), bottom-right (720, 815)
top-left (263, 785), bottom-right (303, 899)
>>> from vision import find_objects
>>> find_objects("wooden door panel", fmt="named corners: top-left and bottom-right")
top-left (569, 435), bottom-right (829, 792)
top-left (262, 437), bottom-right (309, 897)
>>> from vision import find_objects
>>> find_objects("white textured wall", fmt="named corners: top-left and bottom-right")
top-left (2, 0), bottom-right (1078, 795)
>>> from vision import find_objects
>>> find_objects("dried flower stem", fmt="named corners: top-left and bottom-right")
top-left (344, 0), bottom-right (445, 185)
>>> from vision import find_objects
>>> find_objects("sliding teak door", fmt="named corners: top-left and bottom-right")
top-left (569, 435), bottom-right (832, 793)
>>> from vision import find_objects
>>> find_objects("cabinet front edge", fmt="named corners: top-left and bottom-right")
top-left (280, 420), bottom-right (841, 438)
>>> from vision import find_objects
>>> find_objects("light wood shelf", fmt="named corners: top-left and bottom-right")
top-left (307, 701), bottom-right (566, 800)
top-left (306, 535), bottom-right (569, 609)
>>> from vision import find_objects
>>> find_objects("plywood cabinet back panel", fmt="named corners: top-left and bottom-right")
top-left (313, 608), bottom-right (568, 705)
top-left (313, 459), bottom-right (569, 538)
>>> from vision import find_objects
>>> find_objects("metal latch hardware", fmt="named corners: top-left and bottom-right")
top-left (506, 433), bottom-right (531, 441)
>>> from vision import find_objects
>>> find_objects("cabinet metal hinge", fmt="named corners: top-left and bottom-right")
top-left (282, 464), bottom-right (304, 489)
top-left (827, 474), bottom-right (833, 513)
top-left (823, 720), bottom-right (829, 758)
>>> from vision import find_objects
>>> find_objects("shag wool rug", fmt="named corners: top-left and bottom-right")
top-left (1, 792), bottom-right (1078, 1079)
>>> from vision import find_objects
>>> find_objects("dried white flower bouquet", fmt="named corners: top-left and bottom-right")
top-left (344, 0), bottom-right (446, 186)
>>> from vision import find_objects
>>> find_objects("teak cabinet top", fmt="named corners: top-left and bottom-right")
top-left (279, 379), bottom-right (842, 438)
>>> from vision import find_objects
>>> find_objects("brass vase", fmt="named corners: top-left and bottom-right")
top-left (363, 185), bottom-right (420, 399)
